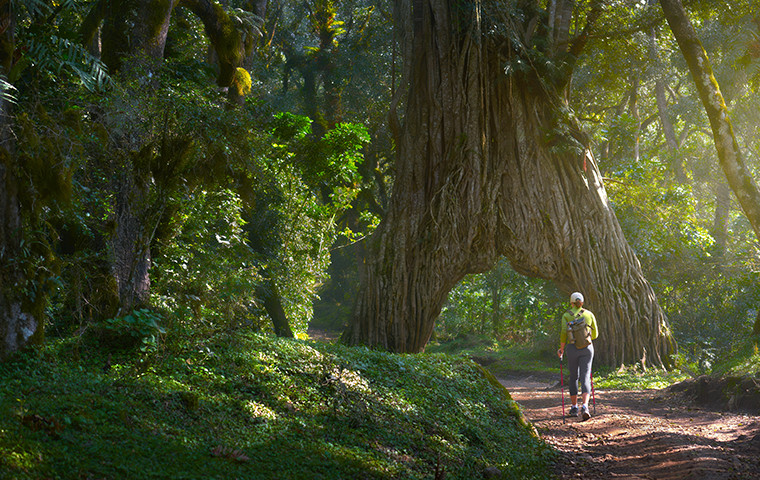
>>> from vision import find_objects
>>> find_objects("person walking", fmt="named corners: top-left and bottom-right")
top-left (557, 292), bottom-right (598, 420)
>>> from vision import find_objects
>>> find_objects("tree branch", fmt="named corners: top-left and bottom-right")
top-left (177, 0), bottom-right (245, 87)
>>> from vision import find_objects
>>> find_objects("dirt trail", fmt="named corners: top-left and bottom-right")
top-left (499, 372), bottom-right (760, 480)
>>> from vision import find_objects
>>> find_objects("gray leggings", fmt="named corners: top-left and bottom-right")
top-left (566, 343), bottom-right (594, 396)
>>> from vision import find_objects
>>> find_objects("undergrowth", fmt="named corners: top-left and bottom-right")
top-left (593, 365), bottom-right (690, 390)
top-left (427, 334), bottom-right (555, 378)
top-left (710, 336), bottom-right (760, 377)
top-left (0, 333), bottom-right (556, 480)
top-left (429, 333), bottom-right (760, 392)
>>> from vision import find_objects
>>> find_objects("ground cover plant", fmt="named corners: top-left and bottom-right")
top-left (0, 334), bottom-right (555, 480)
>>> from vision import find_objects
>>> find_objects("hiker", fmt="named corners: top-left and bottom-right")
top-left (557, 292), bottom-right (598, 420)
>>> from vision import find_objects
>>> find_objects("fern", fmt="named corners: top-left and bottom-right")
top-left (0, 76), bottom-right (17, 104)
top-left (18, 0), bottom-right (80, 19)
top-left (19, 0), bottom-right (52, 17)
top-left (25, 35), bottom-right (111, 91)
top-left (229, 7), bottom-right (264, 45)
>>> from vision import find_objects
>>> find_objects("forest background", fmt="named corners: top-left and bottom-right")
top-left (0, 0), bottom-right (759, 374)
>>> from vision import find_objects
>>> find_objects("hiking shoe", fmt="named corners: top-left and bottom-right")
top-left (581, 405), bottom-right (591, 421)
top-left (568, 405), bottom-right (579, 417)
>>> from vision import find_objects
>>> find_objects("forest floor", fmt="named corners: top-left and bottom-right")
top-left (499, 371), bottom-right (760, 480)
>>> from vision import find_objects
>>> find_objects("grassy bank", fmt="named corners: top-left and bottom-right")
top-left (0, 333), bottom-right (555, 480)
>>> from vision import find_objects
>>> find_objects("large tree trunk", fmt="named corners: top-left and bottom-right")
top-left (0, 162), bottom-right (39, 358)
top-left (0, 118), bottom-right (41, 357)
top-left (342, 0), bottom-right (676, 367)
top-left (81, 0), bottom-right (254, 317)
top-left (661, 0), bottom-right (760, 241)
top-left (80, 0), bottom-right (176, 317)
top-left (100, 0), bottom-right (174, 72)
top-left (111, 173), bottom-right (153, 315)
top-left (0, 0), bottom-right (42, 357)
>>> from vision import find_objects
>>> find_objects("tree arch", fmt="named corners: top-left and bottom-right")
top-left (342, 0), bottom-right (676, 367)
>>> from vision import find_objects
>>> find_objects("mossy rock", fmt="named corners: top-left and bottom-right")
top-left (669, 374), bottom-right (760, 414)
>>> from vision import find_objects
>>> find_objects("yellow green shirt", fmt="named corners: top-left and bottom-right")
top-left (560, 306), bottom-right (598, 345)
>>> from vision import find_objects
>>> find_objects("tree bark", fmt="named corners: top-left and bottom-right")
top-left (111, 172), bottom-right (153, 315)
top-left (0, 129), bottom-right (40, 358)
top-left (0, 0), bottom-right (42, 357)
top-left (661, 0), bottom-right (760, 241)
top-left (550, 0), bottom-right (574, 55)
top-left (79, 0), bottom-right (254, 319)
top-left (489, 287), bottom-right (501, 336)
top-left (342, 0), bottom-right (675, 367)
top-left (79, 0), bottom-right (108, 57)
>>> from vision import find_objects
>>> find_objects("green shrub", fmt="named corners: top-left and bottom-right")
top-left (98, 308), bottom-right (166, 352)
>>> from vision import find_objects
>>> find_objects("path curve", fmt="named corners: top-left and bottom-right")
top-left (499, 372), bottom-right (760, 479)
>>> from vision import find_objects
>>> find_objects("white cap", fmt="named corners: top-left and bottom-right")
top-left (570, 292), bottom-right (584, 303)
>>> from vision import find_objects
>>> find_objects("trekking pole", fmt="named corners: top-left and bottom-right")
top-left (560, 355), bottom-right (565, 424)
top-left (590, 370), bottom-right (596, 415)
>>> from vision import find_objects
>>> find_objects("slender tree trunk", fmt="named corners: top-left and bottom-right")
top-left (0, 124), bottom-right (41, 357)
top-left (490, 288), bottom-right (501, 336)
top-left (654, 77), bottom-right (687, 181)
top-left (0, 0), bottom-right (42, 357)
top-left (0, 159), bottom-right (39, 358)
top-left (629, 75), bottom-right (641, 162)
top-left (661, 0), bottom-right (760, 241)
top-left (257, 279), bottom-right (294, 338)
top-left (650, 27), bottom-right (687, 181)
top-left (343, 0), bottom-right (675, 366)
top-left (598, 87), bottom-right (632, 164)
top-left (80, 0), bottom-right (108, 57)
top-left (654, 78), bottom-right (676, 151)
top-left (711, 181), bottom-right (731, 256)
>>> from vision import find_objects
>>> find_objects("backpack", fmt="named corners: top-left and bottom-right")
top-left (567, 309), bottom-right (592, 349)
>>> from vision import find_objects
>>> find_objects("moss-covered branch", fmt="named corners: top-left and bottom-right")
top-left (178, 0), bottom-right (245, 87)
